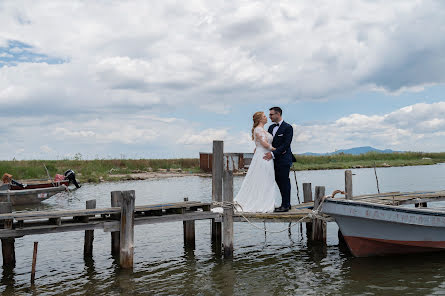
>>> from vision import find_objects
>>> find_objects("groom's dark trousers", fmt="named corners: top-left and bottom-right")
top-left (268, 121), bottom-right (294, 209)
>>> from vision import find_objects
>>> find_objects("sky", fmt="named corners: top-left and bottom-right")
top-left (1, 0), bottom-right (445, 160)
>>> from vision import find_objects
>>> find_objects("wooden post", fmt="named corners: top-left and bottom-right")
top-left (345, 170), bottom-right (353, 199)
top-left (0, 202), bottom-right (15, 267)
top-left (183, 197), bottom-right (195, 250)
top-left (223, 170), bottom-right (234, 258)
top-left (312, 186), bottom-right (326, 243)
top-left (111, 191), bottom-right (123, 256)
top-left (120, 190), bottom-right (135, 269)
top-left (84, 199), bottom-right (96, 257)
top-left (211, 140), bottom-right (223, 247)
top-left (31, 241), bottom-right (38, 284)
top-left (303, 183), bottom-right (313, 238)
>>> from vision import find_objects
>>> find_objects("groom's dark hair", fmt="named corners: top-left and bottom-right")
top-left (269, 107), bottom-right (282, 115)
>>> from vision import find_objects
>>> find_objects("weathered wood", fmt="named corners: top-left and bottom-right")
top-left (183, 197), bottom-right (195, 250)
top-left (223, 170), bottom-right (234, 258)
top-left (345, 170), bottom-right (353, 200)
top-left (31, 241), bottom-right (38, 284)
top-left (303, 183), bottom-right (313, 238)
top-left (0, 212), bottom-right (220, 238)
top-left (120, 190), bottom-right (135, 269)
top-left (84, 200), bottom-right (96, 257)
top-left (0, 202), bottom-right (15, 267)
top-left (111, 191), bottom-right (123, 256)
top-left (311, 186), bottom-right (326, 243)
top-left (212, 140), bottom-right (223, 247)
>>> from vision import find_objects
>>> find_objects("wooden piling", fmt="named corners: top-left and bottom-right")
top-left (183, 197), bottom-right (195, 250)
top-left (120, 190), bottom-right (135, 269)
top-left (31, 241), bottom-right (38, 284)
top-left (0, 202), bottom-right (15, 267)
top-left (84, 199), bottom-right (96, 257)
top-left (311, 186), bottom-right (326, 243)
top-left (111, 191), bottom-right (123, 256)
top-left (345, 170), bottom-right (353, 200)
top-left (303, 183), bottom-right (313, 238)
top-left (211, 140), bottom-right (223, 247)
top-left (223, 170), bottom-right (234, 258)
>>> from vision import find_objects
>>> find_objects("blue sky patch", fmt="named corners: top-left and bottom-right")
top-left (0, 40), bottom-right (66, 67)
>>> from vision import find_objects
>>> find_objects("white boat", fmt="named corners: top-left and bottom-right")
top-left (0, 186), bottom-right (68, 205)
top-left (321, 193), bottom-right (445, 257)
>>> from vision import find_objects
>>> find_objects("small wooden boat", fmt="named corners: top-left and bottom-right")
top-left (9, 179), bottom-right (69, 190)
top-left (321, 191), bottom-right (445, 257)
top-left (0, 185), bottom-right (68, 205)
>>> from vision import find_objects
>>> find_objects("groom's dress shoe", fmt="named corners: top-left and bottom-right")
top-left (274, 206), bottom-right (289, 212)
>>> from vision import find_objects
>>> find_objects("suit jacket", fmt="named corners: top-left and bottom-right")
top-left (268, 121), bottom-right (295, 166)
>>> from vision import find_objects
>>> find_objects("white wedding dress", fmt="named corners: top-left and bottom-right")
top-left (234, 126), bottom-right (281, 213)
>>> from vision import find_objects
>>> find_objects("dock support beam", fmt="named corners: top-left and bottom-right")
top-left (183, 197), bottom-right (195, 250)
top-left (345, 170), bottom-right (353, 200)
top-left (0, 202), bottom-right (15, 267)
top-left (223, 170), bottom-right (234, 258)
top-left (111, 191), bottom-right (123, 256)
top-left (303, 183), bottom-right (313, 238)
top-left (211, 140), bottom-right (223, 250)
top-left (84, 199), bottom-right (96, 257)
top-left (312, 186), bottom-right (326, 243)
top-left (120, 190), bottom-right (135, 269)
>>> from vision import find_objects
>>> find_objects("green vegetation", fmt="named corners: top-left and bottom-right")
top-left (0, 159), bottom-right (200, 183)
top-left (1, 152), bottom-right (444, 183)
top-left (292, 151), bottom-right (445, 171)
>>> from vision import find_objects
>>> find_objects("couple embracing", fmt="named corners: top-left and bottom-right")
top-left (235, 107), bottom-right (295, 213)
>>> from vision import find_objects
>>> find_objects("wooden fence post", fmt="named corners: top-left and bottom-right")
top-left (345, 170), bottom-right (353, 200)
top-left (303, 183), bottom-right (313, 238)
top-left (111, 191), bottom-right (123, 256)
top-left (312, 186), bottom-right (326, 243)
top-left (211, 140), bottom-right (223, 248)
top-left (0, 202), bottom-right (15, 267)
top-left (84, 199), bottom-right (96, 257)
top-left (31, 241), bottom-right (38, 284)
top-left (223, 170), bottom-right (234, 258)
top-left (183, 197), bottom-right (195, 250)
top-left (120, 190), bottom-right (135, 269)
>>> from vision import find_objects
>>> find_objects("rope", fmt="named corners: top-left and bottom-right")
top-left (211, 196), bottom-right (331, 234)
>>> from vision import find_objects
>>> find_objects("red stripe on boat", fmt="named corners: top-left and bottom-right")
top-left (343, 236), bottom-right (445, 257)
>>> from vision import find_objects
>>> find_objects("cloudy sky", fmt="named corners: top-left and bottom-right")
top-left (1, 0), bottom-right (445, 160)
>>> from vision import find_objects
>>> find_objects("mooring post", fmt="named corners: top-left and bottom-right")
top-left (223, 170), bottom-right (234, 258)
top-left (0, 202), bottom-right (15, 267)
top-left (111, 191), bottom-right (123, 256)
top-left (211, 140), bottom-right (223, 248)
top-left (303, 183), bottom-right (313, 238)
top-left (345, 170), bottom-right (353, 200)
top-left (183, 197), bottom-right (195, 250)
top-left (312, 186), bottom-right (327, 243)
top-left (31, 241), bottom-right (38, 285)
top-left (84, 199), bottom-right (96, 257)
top-left (120, 190), bottom-right (135, 269)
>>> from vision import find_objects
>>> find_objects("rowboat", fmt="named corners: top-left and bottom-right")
top-left (0, 185), bottom-right (68, 205)
top-left (321, 192), bottom-right (445, 257)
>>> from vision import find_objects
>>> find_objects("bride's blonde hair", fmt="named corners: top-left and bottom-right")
top-left (252, 111), bottom-right (264, 140)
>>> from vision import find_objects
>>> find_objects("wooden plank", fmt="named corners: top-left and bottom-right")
top-left (183, 197), bottom-right (195, 250)
top-left (84, 199), bottom-right (96, 257)
top-left (345, 170), bottom-right (353, 199)
top-left (312, 186), bottom-right (326, 243)
top-left (212, 140), bottom-right (223, 247)
top-left (223, 170), bottom-right (234, 258)
top-left (111, 191), bottom-right (122, 256)
top-left (120, 190), bottom-right (135, 269)
top-left (0, 202), bottom-right (15, 267)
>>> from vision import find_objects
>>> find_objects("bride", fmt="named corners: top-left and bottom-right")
top-left (234, 111), bottom-right (282, 213)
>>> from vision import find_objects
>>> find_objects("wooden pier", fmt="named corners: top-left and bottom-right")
top-left (3, 140), bottom-right (445, 278)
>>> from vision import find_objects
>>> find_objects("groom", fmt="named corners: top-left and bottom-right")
top-left (264, 107), bottom-right (295, 212)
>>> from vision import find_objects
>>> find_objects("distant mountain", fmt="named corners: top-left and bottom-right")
top-left (301, 146), bottom-right (400, 156)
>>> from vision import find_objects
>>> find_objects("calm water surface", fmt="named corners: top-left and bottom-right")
top-left (2, 164), bottom-right (445, 295)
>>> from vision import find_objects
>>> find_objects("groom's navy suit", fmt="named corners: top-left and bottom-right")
top-left (268, 121), bottom-right (294, 209)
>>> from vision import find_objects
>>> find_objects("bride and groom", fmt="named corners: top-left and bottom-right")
top-left (235, 107), bottom-right (295, 213)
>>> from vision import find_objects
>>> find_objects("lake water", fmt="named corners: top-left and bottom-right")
top-left (2, 164), bottom-right (445, 295)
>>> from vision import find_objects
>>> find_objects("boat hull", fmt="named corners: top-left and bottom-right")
top-left (0, 186), bottom-right (67, 205)
top-left (322, 199), bottom-right (445, 257)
